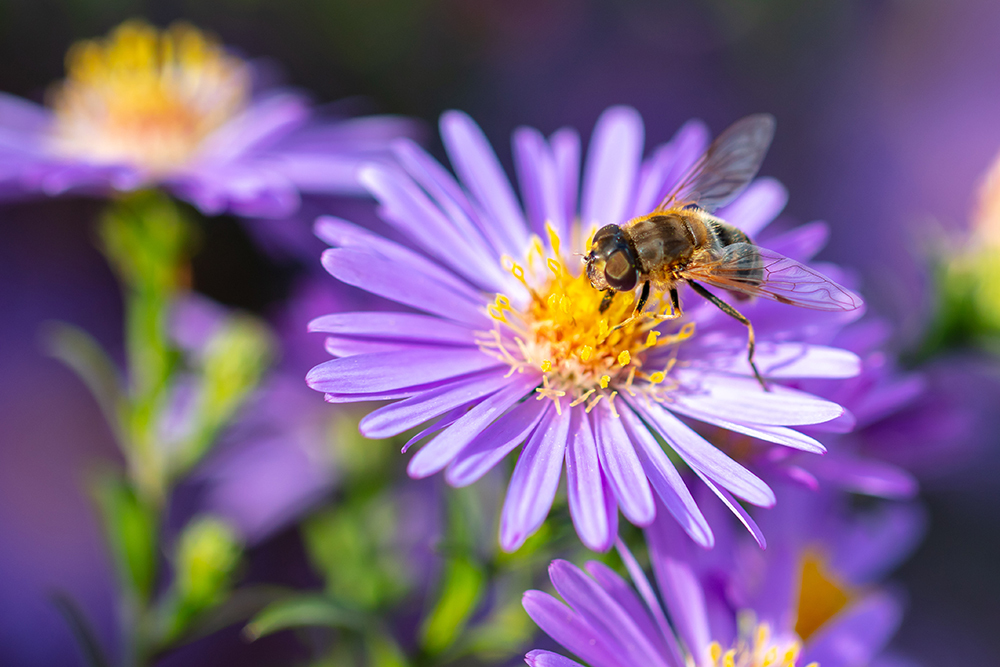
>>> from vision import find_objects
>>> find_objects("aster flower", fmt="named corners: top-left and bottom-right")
top-left (307, 106), bottom-right (863, 552)
top-left (523, 487), bottom-right (921, 667)
top-left (0, 19), bottom-right (415, 217)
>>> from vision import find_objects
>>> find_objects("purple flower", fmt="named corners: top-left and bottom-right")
top-left (0, 20), bottom-right (415, 217)
top-left (523, 487), bottom-right (922, 667)
top-left (307, 106), bottom-right (864, 552)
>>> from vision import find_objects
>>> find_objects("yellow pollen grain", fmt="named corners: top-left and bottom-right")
top-left (645, 330), bottom-right (661, 347)
top-left (541, 360), bottom-right (552, 372)
top-left (579, 345), bottom-right (593, 362)
top-left (617, 350), bottom-right (631, 367)
top-left (649, 371), bottom-right (665, 384)
top-left (600, 375), bottom-right (610, 389)
top-left (709, 642), bottom-right (723, 662)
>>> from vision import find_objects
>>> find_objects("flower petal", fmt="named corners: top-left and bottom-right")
top-left (761, 220), bottom-right (830, 262)
top-left (549, 560), bottom-right (670, 667)
top-left (585, 561), bottom-right (674, 661)
top-left (308, 311), bottom-right (477, 346)
top-left (634, 402), bottom-right (775, 507)
top-left (565, 408), bottom-right (613, 552)
top-left (307, 347), bottom-right (501, 394)
top-left (500, 406), bottom-right (571, 551)
top-left (440, 110), bottom-right (529, 255)
top-left (552, 127), bottom-right (581, 241)
top-left (802, 591), bottom-right (903, 667)
top-left (673, 372), bottom-right (845, 426)
top-left (716, 177), bottom-right (787, 238)
top-left (522, 590), bottom-right (623, 667)
top-left (593, 403), bottom-right (655, 526)
top-left (631, 119), bottom-right (708, 216)
top-left (619, 405), bottom-right (714, 546)
top-left (445, 398), bottom-right (550, 487)
top-left (321, 248), bottom-right (487, 325)
top-left (407, 373), bottom-right (539, 478)
top-left (696, 472), bottom-right (767, 548)
top-left (581, 106), bottom-right (644, 229)
top-left (360, 368), bottom-right (514, 438)
top-left (668, 401), bottom-right (826, 454)
top-left (525, 650), bottom-right (589, 667)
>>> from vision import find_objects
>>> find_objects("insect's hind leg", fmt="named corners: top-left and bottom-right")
top-left (612, 281), bottom-right (651, 331)
top-left (687, 280), bottom-right (768, 391)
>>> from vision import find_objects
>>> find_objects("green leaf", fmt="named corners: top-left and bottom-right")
top-left (41, 322), bottom-right (126, 447)
top-left (244, 595), bottom-right (364, 641)
top-left (89, 470), bottom-right (158, 604)
top-left (51, 592), bottom-right (111, 667)
top-left (365, 627), bottom-right (409, 667)
top-left (418, 555), bottom-right (486, 655)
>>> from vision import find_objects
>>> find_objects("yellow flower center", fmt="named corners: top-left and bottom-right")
top-left (48, 20), bottom-right (250, 173)
top-left (794, 552), bottom-right (855, 642)
top-left (478, 225), bottom-right (694, 414)
top-left (702, 617), bottom-right (817, 667)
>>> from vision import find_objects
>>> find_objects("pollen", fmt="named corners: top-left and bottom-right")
top-left (703, 614), bottom-right (815, 667)
top-left (48, 19), bottom-right (250, 172)
top-left (477, 230), bottom-right (693, 409)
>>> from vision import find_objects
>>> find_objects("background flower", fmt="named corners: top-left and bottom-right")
top-left (0, 19), bottom-right (417, 218)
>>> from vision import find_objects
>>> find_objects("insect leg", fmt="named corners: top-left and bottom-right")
top-left (669, 287), bottom-right (680, 318)
top-left (635, 280), bottom-right (651, 315)
top-left (687, 280), bottom-right (768, 391)
top-left (599, 290), bottom-right (616, 313)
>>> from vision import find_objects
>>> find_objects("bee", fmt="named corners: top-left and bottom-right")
top-left (585, 114), bottom-right (861, 389)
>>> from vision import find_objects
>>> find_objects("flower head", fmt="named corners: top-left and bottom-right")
top-left (523, 487), bottom-right (920, 667)
top-left (307, 106), bottom-right (863, 552)
top-left (0, 19), bottom-right (415, 217)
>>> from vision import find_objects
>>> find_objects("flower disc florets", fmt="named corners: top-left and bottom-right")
top-left (49, 20), bottom-right (250, 172)
top-left (702, 620), bottom-right (813, 667)
top-left (480, 228), bottom-right (693, 413)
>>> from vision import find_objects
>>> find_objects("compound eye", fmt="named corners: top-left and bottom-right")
top-left (604, 250), bottom-right (637, 291)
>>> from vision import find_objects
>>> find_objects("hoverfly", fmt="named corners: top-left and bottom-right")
top-left (585, 114), bottom-right (861, 389)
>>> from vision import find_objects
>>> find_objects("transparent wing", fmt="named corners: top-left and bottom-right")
top-left (680, 243), bottom-right (862, 311)
top-left (655, 114), bottom-right (776, 213)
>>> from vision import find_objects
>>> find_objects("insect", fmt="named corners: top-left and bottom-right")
top-left (585, 113), bottom-right (861, 390)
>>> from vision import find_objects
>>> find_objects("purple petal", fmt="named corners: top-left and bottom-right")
top-left (513, 126), bottom-right (557, 238)
top-left (696, 344), bottom-right (861, 380)
top-left (266, 153), bottom-right (368, 194)
top-left (715, 177), bottom-right (787, 238)
top-left (440, 110), bottom-right (529, 255)
top-left (524, 650), bottom-right (588, 667)
top-left (564, 408), bottom-right (613, 552)
top-left (810, 455), bottom-right (918, 499)
top-left (552, 128), bottom-right (581, 241)
top-left (360, 369), bottom-right (514, 438)
top-left (197, 92), bottom-right (309, 163)
top-left (500, 407), bottom-right (571, 551)
top-left (802, 591), bottom-right (903, 667)
top-left (549, 560), bottom-right (671, 667)
top-left (167, 163), bottom-right (300, 218)
top-left (323, 336), bottom-right (417, 357)
top-left (673, 373), bottom-right (845, 426)
top-left (359, 163), bottom-right (507, 291)
top-left (407, 373), bottom-right (539, 478)
top-left (695, 472), bottom-right (766, 548)
top-left (581, 106), bottom-right (644, 229)
top-left (634, 402), bottom-right (775, 507)
top-left (321, 248), bottom-right (487, 325)
top-left (585, 561), bottom-right (674, 662)
top-left (522, 590), bottom-right (623, 667)
top-left (761, 220), bottom-right (830, 261)
top-left (619, 405), bottom-right (713, 546)
top-left (307, 347), bottom-right (501, 393)
top-left (309, 311), bottom-right (477, 346)
top-left (644, 543), bottom-right (711, 661)
top-left (631, 119), bottom-right (709, 216)
top-left (593, 403), bottom-right (655, 526)
top-left (445, 398), bottom-right (550, 487)
top-left (316, 216), bottom-right (488, 306)
top-left (391, 139), bottom-right (512, 270)
top-left (668, 402), bottom-right (826, 454)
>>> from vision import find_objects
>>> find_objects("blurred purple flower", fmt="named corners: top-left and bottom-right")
top-left (307, 106), bottom-right (865, 553)
top-left (0, 20), bottom-right (416, 218)
top-left (523, 486), bottom-right (922, 667)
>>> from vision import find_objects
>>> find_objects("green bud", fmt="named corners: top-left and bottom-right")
top-left (163, 516), bottom-right (242, 641)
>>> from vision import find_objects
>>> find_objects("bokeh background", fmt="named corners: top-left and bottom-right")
top-left (2, 0), bottom-right (1000, 664)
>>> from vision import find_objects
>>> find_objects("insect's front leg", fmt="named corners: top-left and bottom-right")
top-left (599, 290), bottom-right (616, 313)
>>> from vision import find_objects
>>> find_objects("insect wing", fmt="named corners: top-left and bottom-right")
top-left (655, 114), bottom-right (776, 213)
top-left (681, 243), bottom-right (862, 311)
